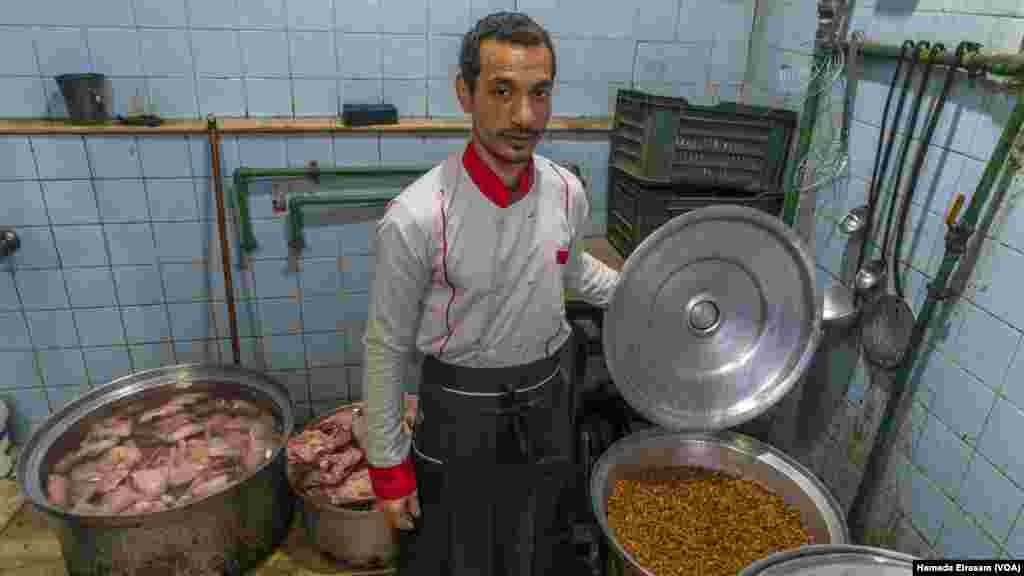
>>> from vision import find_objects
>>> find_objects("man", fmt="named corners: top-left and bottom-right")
top-left (362, 12), bottom-right (620, 575)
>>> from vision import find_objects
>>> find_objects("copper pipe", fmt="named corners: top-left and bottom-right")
top-left (208, 116), bottom-right (241, 365)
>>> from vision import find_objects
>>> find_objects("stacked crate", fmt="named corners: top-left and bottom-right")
top-left (606, 89), bottom-right (799, 257)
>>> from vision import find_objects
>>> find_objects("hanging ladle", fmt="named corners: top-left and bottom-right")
top-left (861, 42), bottom-right (945, 370)
top-left (854, 40), bottom-right (921, 301)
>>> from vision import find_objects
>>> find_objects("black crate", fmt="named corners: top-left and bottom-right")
top-left (605, 165), bottom-right (785, 258)
top-left (610, 89), bottom-right (798, 196)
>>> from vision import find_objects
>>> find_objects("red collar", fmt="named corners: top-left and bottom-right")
top-left (462, 141), bottom-right (534, 208)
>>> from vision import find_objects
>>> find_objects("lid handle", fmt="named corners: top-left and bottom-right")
top-left (687, 298), bottom-right (721, 335)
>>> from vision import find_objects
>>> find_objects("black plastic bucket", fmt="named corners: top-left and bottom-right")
top-left (56, 73), bottom-right (112, 124)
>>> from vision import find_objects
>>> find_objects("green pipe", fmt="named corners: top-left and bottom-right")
top-left (234, 172), bottom-right (257, 254)
top-left (233, 164), bottom-right (433, 255)
top-left (848, 92), bottom-right (1024, 542)
top-left (858, 40), bottom-right (1024, 78)
top-left (235, 165), bottom-right (433, 179)
top-left (782, 47), bottom-right (830, 226)
top-left (287, 191), bottom-right (399, 249)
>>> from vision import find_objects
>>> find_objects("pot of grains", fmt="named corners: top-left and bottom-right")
top-left (285, 394), bottom-right (418, 569)
top-left (592, 429), bottom-right (848, 576)
top-left (16, 363), bottom-right (296, 576)
top-left (596, 206), bottom-right (847, 576)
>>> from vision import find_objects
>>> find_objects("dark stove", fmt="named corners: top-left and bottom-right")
top-left (557, 302), bottom-right (654, 576)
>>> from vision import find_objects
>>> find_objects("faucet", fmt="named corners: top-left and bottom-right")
top-left (0, 228), bottom-right (20, 258)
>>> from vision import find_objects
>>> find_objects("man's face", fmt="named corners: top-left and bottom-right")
top-left (457, 38), bottom-right (554, 168)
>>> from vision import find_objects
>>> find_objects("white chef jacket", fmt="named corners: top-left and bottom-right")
top-left (363, 141), bottom-right (620, 499)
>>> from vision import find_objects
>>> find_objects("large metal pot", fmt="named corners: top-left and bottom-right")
top-left (591, 429), bottom-right (849, 576)
top-left (738, 544), bottom-right (916, 575)
top-left (16, 364), bottom-right (297, 576)
top-left (286, 401), bottom-right (401, 568)
top-left (593, 205), bottom-right (842, 575)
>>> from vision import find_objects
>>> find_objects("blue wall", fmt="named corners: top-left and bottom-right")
top-left (812, 0), bottom-right (1024, 560)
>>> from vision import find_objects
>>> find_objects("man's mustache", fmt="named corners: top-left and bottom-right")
top-left (501, 130), bottom-right (543, 138)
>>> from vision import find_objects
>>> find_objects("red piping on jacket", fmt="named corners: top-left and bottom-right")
top-left (437, 190), bottom-right (457, 358)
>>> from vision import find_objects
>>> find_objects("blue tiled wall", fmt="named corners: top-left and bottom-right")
top-left (1, 1), bottom-right (769, 442)
top-left (0, 0), bottom-right (755, 119)
top-left (811, 0), bottom-right (1024, 560)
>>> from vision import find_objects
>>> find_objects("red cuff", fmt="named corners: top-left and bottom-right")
top-left (368, 458), bottom-right (417, 500)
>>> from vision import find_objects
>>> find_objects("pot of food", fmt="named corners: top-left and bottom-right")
top-left (16, 363), bottom-right (296, 576)
top-left (286, 394), bottom-right (417, 569)
top-left (738, 544), bottom-right (916, 575)
top-left (285, 394), bottom-right (418, 569)
top-left (592, 429), bottom-right (848, 576)
top-left (595, 205), bottom-right (844, 576)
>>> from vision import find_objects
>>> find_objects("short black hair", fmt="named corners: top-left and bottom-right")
top-left (459, 12), bottom-right (557, 93)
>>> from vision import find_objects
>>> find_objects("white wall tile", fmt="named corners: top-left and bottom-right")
top-left (292, 79), bottom-right (339, 116)
top-left (240, 31), bottom-right (291, 77)
top-left (287, 0), bottom-right (333, 30)
top-left (0, 29), bottom-right (40, 75)
top-left (290, 30), bottom-right (337, 77)
top-left (197, 78), bottom-right (245, 116)
top-left (36, 28), bottom-right (91, 76)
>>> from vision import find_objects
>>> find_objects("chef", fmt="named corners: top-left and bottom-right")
top-left (361, 11), bottom-right (620, 576)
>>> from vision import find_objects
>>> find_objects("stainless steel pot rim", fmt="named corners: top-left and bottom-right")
top-left (602, 204), bottom-right (823, 433)
top-left (589, 428), bottom-right (850, 576)
top-left (738, 544), bottom-right (917, 574)
top-left (16, 363), bottom-right (296, 521)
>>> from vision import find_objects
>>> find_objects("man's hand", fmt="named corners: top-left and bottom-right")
top-left (378, 490), bottom-right (420, 531)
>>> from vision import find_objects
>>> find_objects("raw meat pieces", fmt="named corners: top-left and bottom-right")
top-left (45, 391), bottom-right (282, 516)
top-left (287, 394), bottom-right (418, 506)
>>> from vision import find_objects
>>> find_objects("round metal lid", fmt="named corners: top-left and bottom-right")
top-left (739, 545), bottom-right (916, 575)
top-left (603, 205), bottom-right (822, 432)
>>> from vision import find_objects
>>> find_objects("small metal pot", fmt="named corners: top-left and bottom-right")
top-left (287, 400), bottom-right (418, 569)
top-left (16, 364), bottom-right (297, 576)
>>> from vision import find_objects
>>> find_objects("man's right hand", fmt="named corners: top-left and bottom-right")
top-left (379, 490), bottom-right (421, 531)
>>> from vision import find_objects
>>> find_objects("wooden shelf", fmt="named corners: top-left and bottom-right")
top-left (0, 116), bottom-right (612, 136)
top-left (0, 118), bottom-right (206, 134)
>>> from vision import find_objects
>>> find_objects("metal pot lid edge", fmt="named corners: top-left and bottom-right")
top-left (16, 363), bottom-right (296, 514)
top-left (738, 544), bottom-right (918, 574)
top-left (602, 204), bottom-right (823, 434)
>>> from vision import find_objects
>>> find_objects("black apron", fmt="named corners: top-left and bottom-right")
top-left (397, 342), bottom-right (574, 576)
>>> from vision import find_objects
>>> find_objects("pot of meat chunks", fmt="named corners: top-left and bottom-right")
top-left (16, 363), bottom-right (296, 576)
top-left (285, 394), bottom-right (418, 569)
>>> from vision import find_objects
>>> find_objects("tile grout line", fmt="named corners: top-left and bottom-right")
top-left (81, 133), bottom-right (136, 383)
top-left (2, 137), bottom-right (48, 416)
top-left (135, 138), bottom-right (179, 364)
top-left (128, 0), bottom-right (149, 115)
top-left (26, 136), bottom-right (87, 412)
top-left (182, 0), bottom-right (202, 118)
top-left (332, 0), bottom-right (342, 117)
top-left (185, 134), bottom-right (222, 364)
top-left (283, 0), bottom-right (296, 119)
